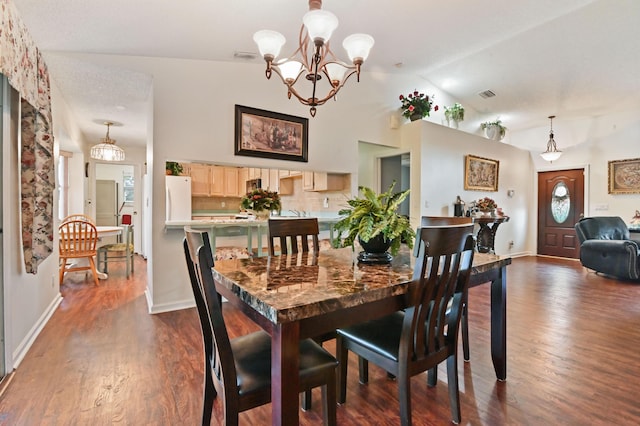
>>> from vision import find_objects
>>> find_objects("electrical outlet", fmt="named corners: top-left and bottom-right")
top-left (508, 240), bottom-right (514, 249)
top-left (323, 197), bottom-right (329, 208)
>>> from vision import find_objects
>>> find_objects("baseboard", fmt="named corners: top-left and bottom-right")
top-left (0, 370), bottom-right (16, 398)
top-left (145, 288), bottom-right (195, 314)
top-left (11, 293), bottom-right (63, 369)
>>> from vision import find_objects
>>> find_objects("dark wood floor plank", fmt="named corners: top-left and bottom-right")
top-left (0, 255), bottom-right (639, 425)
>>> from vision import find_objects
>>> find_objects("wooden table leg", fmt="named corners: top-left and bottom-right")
top-left (272, 322), bottom-right (300, 426)
top-left (490, 265), bottom-right (507, 380)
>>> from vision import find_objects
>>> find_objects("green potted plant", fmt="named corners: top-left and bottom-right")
top-left (332, 183), bottom-right (415, 263)
top-left (166, 161), bottom-right (184, 176)
top-left (399, 89), bottom-right (439, 121)
top-left (481, 119), bottom-right (507, 141)
top-left (444, 103), bottom-right (465, 127)
top-left (240, 188), bottom-right (281, 219)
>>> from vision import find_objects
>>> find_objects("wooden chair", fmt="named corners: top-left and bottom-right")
top-left (59, 219), bottom-right (100, 286)
top-left (337, 224), bottom-right (475, 425)
top-left (268, 218), bottom-right (319, 255)
top-left (61, 213), bottom-right (94, 224)
top-left (183, 228), bottom-right (338, 426)
top-left (421, 216), bottom-right (474, 361)
top-left (97, 225), bottom-right (134, 278)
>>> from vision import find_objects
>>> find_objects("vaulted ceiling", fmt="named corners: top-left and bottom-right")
top-left (12, 0), bottom-right (640, 151)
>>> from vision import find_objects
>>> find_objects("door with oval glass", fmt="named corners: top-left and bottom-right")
top-left (537, 169), bottom-right (584, 258)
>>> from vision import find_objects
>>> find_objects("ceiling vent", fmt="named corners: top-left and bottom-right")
top-left (478, 89), bottom-right (496, 99)
top-left (233, 51), bottom-right (258, 61)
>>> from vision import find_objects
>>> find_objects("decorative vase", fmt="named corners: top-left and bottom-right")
top-left (409, 113), bottom-right (423, 122)
top-left (253, 210), bottom-right (270, 220)
top-left (484, 125), bottom-right (504, 141)
top-left (357, 234), bottom-right (393, 264)
top-left (477, 209), bottom-right (495, 218)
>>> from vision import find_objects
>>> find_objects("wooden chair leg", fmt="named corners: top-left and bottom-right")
top-left (398, 371), bottom-right (411, 426)
top-left (337, 337), bottom-right (348, 404)
top-left (462, 295), bottom-right (470, 361)
top-left (358, 356), bottom-right (368, 384)
top-left (446, 354), bottom-right (462, 424)
top-left (301, 389), bottom-right (312, 411)
top-left (88, 257), bottom-right (100, 286)
top-left (427, 366), bottom-right (437, 387)
top-left (202, 364), bottom-right (215, 426)
top-left (321, 371), bottom-right (337, 426)
top-left (59, 258), bottom-right (67, 284)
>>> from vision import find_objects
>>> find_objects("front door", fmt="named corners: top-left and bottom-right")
top-left (537, 169), bottom-right (584, 258)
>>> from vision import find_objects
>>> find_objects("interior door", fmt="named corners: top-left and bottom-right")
top-left (537, 169), bottom-right (584, 258)
top-left (96, 179), bottom-right (118, 226)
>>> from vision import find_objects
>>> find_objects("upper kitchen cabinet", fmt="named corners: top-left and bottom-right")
top-left (189, 163), bottom-right (212, 196)
top-left (303, 172), bottom-right (346, 192)
top-left (187, 163), bottom-right (241, 197)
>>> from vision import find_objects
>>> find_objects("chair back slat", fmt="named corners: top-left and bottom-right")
top-left (268, 218), bottom-right (320, 255)
top-left (406, 224), bottom-right (475, 361)
top-left (59, 220), bottom-right (99, 256)
top-left (183, 228), bottom-right (238, 397)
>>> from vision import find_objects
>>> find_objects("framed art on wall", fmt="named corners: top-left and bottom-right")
top-left (234, 105), bottom-right (309, 162)
top-left (464, 154), bottom-right (499, 191)
top-left (608, 158), bottom-right (640, 194)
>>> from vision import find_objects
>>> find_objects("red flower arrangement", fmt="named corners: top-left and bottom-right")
top-left (399, 90), bottom-right (438, 120)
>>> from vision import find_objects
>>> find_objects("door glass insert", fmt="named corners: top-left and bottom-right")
top-left (551, 181), bottom-right (570, 224)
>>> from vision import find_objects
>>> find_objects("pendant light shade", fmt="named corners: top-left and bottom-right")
top-left (541, 115), bottom-right (562, 162)
top-left (90, 122), bottom-right (125, 162)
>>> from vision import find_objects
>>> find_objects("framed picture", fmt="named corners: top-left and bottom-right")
top-left (608, 158), bottom-right (640, 194)
top-left (464, 154), bottom-right (499, 191)
top-left (234, 105), bottom-right (308, 162)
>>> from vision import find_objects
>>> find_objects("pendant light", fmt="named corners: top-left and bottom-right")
top-left (540, 115), bottom-right (562, 162)
top-left (90, 121), bottom-right (125, 161)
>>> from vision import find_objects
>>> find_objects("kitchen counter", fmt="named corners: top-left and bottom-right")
top-left (165, 217), bottom-right (339, 256)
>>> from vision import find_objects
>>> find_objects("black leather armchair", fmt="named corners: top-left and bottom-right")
top-left (575, 216), bottom-right (640, 280)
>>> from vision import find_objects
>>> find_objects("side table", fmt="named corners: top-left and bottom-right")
top-left (473, 216), bottom-right (510, 253)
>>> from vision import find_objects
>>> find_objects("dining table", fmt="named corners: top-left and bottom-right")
top-left (212, 246), bottom-right (511, 426)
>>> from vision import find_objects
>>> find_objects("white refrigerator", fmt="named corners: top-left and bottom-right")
top-left (165, 175), bottom-right (192, 221)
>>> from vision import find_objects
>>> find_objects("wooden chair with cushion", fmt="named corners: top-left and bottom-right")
top-left (421, 216), bottom-right (474, 361)
top-left (97, 225), bottom-right (134, 278)
top-left (59, 219), bottom-right (100, 286)
top-left (337, 224), bottom-right (475, 425)
top-left (183, 228), bottom-right (338, 426)
top-left (268, 217), bottom-right (319, 255)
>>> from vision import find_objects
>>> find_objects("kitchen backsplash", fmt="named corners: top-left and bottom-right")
top-left (192, 196), bottom-right (242, 213)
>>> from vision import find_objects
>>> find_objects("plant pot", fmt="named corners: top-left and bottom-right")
top-left (409, 113), bottom-right (423, 122)
top-left (484, 124), bottom-right (504, 141)
top-left (357, 234), bottom-right (393, 264)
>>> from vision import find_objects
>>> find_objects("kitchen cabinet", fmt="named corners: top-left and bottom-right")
top-left (189, 163), bottom-right (212, 196)
top-left (189, 164), bottom-right (241, 197)
top-left (237, 168), bottom-right (248, 196)
top-left (269, 169), bottom-right (280, 192)
top-left (303, 172), bottom-right (345, 192)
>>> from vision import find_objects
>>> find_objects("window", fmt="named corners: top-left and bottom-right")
top-left (551, 181), bottom-right (570, 224)
top-left (122, 172), bottom-right (134, 205)
top-left (57, 151), bottom-right (72, 220)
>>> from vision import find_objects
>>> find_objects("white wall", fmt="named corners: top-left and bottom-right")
top-left (3, 80), bottom-right (61, 371)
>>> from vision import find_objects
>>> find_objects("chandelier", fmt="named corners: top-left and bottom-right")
top-left (253, 0), bottom-right (374, 117)
top-left (90, 121), bottom-right (125, 162)
top-left (540, 115), bottom-right (562, 162)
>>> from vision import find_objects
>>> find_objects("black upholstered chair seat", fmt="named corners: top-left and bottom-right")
top-left (232, 330), bottom-right (338, 398)
top-left (336, 312), bottom-right (404, 362)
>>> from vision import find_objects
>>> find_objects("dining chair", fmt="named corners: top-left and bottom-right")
top-left (183, 228), bottom-right (338, 426)
top-left (61, 213), bottom-right (94, 224)
top-left (421, 216), bottom-right (474, 361)
top-left (268, 217), bottom-right (319, 255)
top-left (337, 224), bottom-right (475, 425)
top-left (267, 217), bottom-right (332, 410)
top-left (97, 225), bottom-right (134, 278)
top-left (59, 219), bottom-right (100, 286)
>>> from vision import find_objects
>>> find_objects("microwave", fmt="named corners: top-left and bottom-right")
top-left (246, 178), bottom-right (262, 193)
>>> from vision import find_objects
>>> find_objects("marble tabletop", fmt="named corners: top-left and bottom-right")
top-left (212, 247), bottom-right (511, 324)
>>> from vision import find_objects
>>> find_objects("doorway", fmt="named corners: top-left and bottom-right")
top-left (380, 153), bottom-right (410, 217)
top-left (537, 168), bottom-right (584, 258)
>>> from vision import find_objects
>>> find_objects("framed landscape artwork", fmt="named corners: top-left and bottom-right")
top-left (234, 105), bottom-right (309, 162)
top-left (608, 158), bottom-right (640, 194)
top-left (464, 154), bottom-right (499, 191)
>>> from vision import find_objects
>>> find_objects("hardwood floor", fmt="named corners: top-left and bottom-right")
top-left (0, 254), bottom-right (639, 425)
